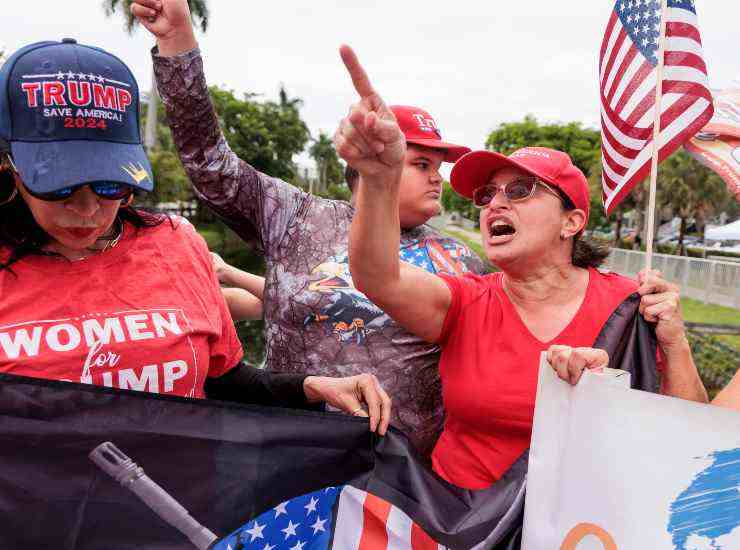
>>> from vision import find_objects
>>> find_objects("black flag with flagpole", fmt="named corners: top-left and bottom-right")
top-left (0, 294), bottom-right (657, 549)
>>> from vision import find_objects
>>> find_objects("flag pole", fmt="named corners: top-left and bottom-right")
top-left (644, 0), bottom-right (669, 271)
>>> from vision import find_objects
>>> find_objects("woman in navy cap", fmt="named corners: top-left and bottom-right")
top-left (0, 39), bottom-right (390, 433)
top-left (333, 48), bottom-right (708, 489)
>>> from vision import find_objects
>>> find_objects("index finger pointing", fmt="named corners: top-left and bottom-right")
top-left (339, 44), bottom-right (377, 99)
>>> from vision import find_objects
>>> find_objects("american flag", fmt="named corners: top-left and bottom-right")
top-left (599, 0), bottom-right (714, 214)
top-left (213, 485), bottom-right (446, 550)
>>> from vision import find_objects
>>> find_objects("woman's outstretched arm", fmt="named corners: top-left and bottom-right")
top-left (336, 46), bottom-right (451, 343)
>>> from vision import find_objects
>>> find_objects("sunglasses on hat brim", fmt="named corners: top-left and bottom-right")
top-left (26, 181), bottom-right (135, 202)
top-left (1, 152), bottom-right (136, 203)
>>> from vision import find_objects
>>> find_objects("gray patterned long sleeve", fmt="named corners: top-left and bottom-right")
top-left (153, 48), bottom-right (304, 255)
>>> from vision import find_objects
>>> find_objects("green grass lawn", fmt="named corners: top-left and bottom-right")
top-left (681, 297), bottom-right (740, 326)
top-left (681, 297), bottom-right (740, 351)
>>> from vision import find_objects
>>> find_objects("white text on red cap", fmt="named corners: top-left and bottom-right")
top-left (411, 113), bottom-right (439, 134)
top-left (511, 149), bottom-right (551, 159)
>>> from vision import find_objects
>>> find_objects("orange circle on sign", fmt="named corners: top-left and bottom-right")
top-left (560, 523), bottom-right (617, 550)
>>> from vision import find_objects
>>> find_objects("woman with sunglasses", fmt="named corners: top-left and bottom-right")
top-left (335, 50), bottom-right (707, 489)
top-left (0, 39), bottom-right (391, 434)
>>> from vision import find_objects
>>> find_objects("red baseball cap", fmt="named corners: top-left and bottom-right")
top-left (450, 146), bottom-right (590, 221)
top-left (390, 105), bottom-right (470, 162)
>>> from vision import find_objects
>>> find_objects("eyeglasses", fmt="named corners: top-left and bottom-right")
top-left (26, 182), bottom-right (135, 202)
top-left (472, 176), bottom-right (562, 208)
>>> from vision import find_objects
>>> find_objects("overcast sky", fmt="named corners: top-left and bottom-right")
top-left (3, 1), bottom-right (738, 174)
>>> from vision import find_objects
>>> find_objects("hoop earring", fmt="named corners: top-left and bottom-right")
top-left (0, 186), bottom-right (18, 207)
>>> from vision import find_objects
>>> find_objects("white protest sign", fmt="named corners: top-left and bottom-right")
top-left (523, 353), bottom-right (740, 550)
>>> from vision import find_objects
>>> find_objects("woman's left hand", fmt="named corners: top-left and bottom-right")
top-left (303, 374), bottom-right (391, 435)
top-left (637, 268), bottom-right (687, 351)
top-left (547, 345), bottom-right (610, 385)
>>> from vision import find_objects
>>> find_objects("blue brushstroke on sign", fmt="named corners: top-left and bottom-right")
top-left (667, 447), bottom-right (740, 548)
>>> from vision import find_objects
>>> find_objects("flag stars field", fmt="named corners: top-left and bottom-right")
top-left (281, 520), bottom-right (300, 539)
top-left (218, 489), bottom-right (338, 549)
top-left (274, 501), bottom-right (289, 518)
top-left (598, 0), bottom-right (713, 213)
top-left (244, 520), bottom-right (267, 542)
top-left (310, 516), bottom-right (328, 534)
top-left (304, 496), bottom-right (319, 515)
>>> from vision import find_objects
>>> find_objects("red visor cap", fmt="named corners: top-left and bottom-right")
top-left (390, 105), bottom-right (470, 163)
top-left (450, 146), bottom-right (590, 222)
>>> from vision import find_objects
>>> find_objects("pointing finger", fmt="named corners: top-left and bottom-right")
top-left (365, 114), bottom-right (403, 145)
top-left (339, 45), bottom-right (378, 100)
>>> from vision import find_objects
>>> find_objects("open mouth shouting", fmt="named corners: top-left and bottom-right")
top-left (486, 216), bottom-right (517, 245)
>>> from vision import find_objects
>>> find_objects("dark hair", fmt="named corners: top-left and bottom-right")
top-left (554, 187), bottom-right (609, 269)
top-left (344, 164), bottom-right (359, 193)
top-left (0, 164), bottom-right (169, 273)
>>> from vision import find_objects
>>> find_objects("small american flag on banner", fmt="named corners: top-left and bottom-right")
top-left (599, 0), bottom-right (714, 214)
top-left (214, 486), bottom-right (446, 550)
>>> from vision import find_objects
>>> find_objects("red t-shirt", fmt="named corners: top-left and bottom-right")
top-left (0, 218), bottom-right (243, 398)
top-left (433, 268), bottom-right (637, 489)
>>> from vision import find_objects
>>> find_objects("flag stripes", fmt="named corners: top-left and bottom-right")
top-left (599, 0), bottom-right (713, 213)
top-left (333, 486), bottom-right (445, 550)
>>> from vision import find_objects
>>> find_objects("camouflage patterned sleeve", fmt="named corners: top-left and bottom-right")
top-left (152, 48), bottom-right (307, 256)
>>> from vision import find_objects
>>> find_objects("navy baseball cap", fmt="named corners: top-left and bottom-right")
top-left (0, 39), bottom-right (153, 194)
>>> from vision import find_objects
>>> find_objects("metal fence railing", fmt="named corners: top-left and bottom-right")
top-left (606, 248), bottom-right (740, 309)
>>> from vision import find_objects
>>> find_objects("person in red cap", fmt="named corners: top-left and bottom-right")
top-left (342, 104), bottom-right (469, 227)
top-left (335, 50), bottom-right (708, 489)
top-left (132, 0), bottom-right (487, 458)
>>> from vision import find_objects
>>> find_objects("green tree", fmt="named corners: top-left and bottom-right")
top-left (137, 84), bottom-right (311, 205)
top-left (148, 150), bottom-right (192, 203)
top-left (441, 181), bottom-right (477, 221)
top-left (716, 185), bottom-right (740, 221)
top-left (586, 159), bottom-right (641, 243)
top-left (210, 86), bottom-right (310, 181)
top-left (138, 100), bottom-right (192, 204)
top-left (485, 115), bottom-right (601, 176)
top-left (658, 151), bottom-right (730, 255)
top-left (309, 132), bottom-right (344, 194)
